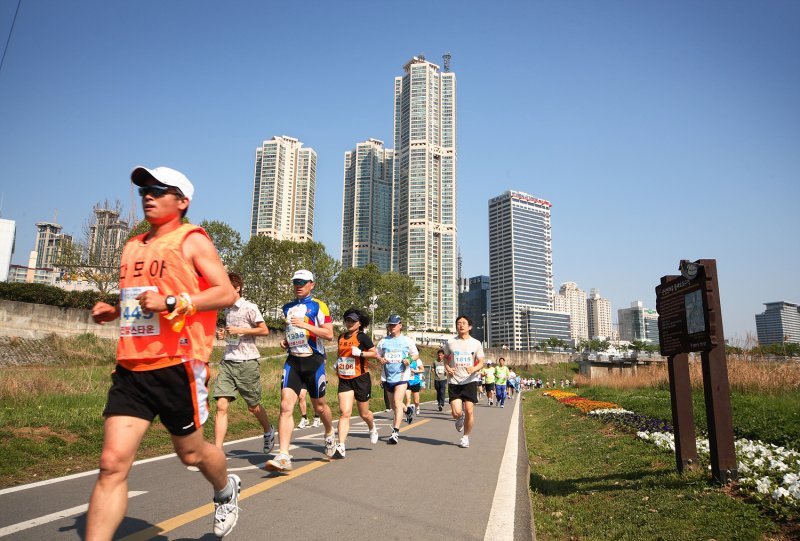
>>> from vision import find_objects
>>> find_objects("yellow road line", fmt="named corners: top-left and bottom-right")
top-left (119, 418), bottom-right (430, 540)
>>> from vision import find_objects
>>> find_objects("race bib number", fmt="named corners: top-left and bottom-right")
top-left (337, 357), bottom-right (356, 376)
top-left (454, 352), bottom-right (473, 367)
top-left (286, 326), bottom-right (310, 353)
top-left (435, 365), bottom-right (446, 377)
top-left (225, 335), bottom-right (241, 346)
top-left (119, 286), bottom-right (160, 337)
top-left (384, 350), bottom-right (403, 363)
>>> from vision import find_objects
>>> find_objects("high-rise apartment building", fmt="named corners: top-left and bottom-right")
top-left (393, 55), bottom-right (457, 330)
top-left (34, 221), bottom-right (71, 269)
top-left (88, 203), bottom-right (130, 265)
top-left (755, 302), bottom-right (800, 345)
top-left (0, 218), bottom-right (15, 282)
top-left (587, 288), bottom-right (613, 339)
top-left (341, 139), bottom-right (395, 272)
top-left (458, 275), bottom-right (490, 345)
top-left (556, 281), bottom-right (589, 343)
top-left (618, 301), bottom-right (659, 343)
top-left (250, 135), bottom-right (316, 241)
top-left (488, 190), bottom-right (570, 349)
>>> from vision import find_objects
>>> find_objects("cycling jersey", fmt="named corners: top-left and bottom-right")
top-left (282, 295), bottom-right (331, 357)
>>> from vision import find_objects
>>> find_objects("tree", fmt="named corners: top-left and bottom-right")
top-left (198, 220), bottom-right (242, 270)
top-left (327, 263), bottom-right (422, 328)
top-left (236, 236), bottom-right (340, 327)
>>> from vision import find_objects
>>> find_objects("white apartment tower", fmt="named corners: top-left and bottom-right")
top-left (488, 190), bottom-right (571, 349)
top-left (587, 288), bottom-right (613, 339)
top-left (250, 136), bottom-right (317, 241)
top-left (0, 218), bottom-right (15, 282)
top-left (341, 139), bottom-right (395, 272)
top-left (393, 55), bottom-right (457, 330)
top-left (557, 281), bottom-right (589, 343)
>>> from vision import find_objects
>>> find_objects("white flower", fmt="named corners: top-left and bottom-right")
top-left (772, 487), bottom-right (790, 500)
top-left (756, 477), bottom-right (772, 494)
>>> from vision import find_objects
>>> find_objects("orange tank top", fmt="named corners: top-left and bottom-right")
top-left (116, 224), bottom-right (217, 371)
top-left (336, 331), bottom-right (369, 379)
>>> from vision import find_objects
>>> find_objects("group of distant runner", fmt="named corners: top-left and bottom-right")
top-left (84, 165), bottom-right (512, 540)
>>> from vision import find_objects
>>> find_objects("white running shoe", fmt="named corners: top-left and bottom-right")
top-left (263, 428), bottom-right (276, 454)
top-left (501, 404), bottom-right (505, 408)
top-left (312, 416), bottom-right (322, 428)
top-left (369, 427), bottom-right (379, 444)
top-left (415, 405), bottom-right (420, 415)
top-left (459, 435), bottom-right (470, 448)
top-left (324, 433), bottom-right (337, 457)
top-left (265, 452), bottom-right (292, 472)
top-left (297, 417), bottom-right (309, 429)
top-left (388, 430), bottom-right (399, 444)
top-left (213, 474), bottom-right (241, 538)
top-left (455, 412), bottom-right (465, 433)
top-left (333, 442), bottom-right (346, 459)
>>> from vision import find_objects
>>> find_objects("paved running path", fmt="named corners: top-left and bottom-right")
top-left (0, 395), bottom-right (535, 540)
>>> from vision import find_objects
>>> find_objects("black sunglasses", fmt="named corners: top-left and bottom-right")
top-left (292, 279), bottom-right (311, 286)
top-left (138, 185), bottom-right (182, 198)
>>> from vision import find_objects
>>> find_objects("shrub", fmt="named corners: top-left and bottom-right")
top-left (0, 282), bottom-right (117, 309)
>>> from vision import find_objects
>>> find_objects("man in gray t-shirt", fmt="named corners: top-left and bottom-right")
top-left (442, 315), bottom-right (485, 448)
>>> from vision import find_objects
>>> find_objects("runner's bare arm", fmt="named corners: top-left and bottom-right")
top-left (92, 302), bottom-right (120, 323)
top-left (181, 230), bottom-right (236, 311)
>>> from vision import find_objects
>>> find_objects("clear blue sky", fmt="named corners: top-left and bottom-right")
top-left (1, 0), bottom-right (798, 343)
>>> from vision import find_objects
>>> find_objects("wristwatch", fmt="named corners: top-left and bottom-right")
top-left (165, 295), bottom-right (177, 313)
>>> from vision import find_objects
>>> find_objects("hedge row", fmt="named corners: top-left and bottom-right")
top-left (0, 282), bottom-right (119, 310)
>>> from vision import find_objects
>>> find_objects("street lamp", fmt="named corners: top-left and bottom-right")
top-left (367, 292), bottom-right (389, 341)
top-left (481, 313), bottom-right (488, 348)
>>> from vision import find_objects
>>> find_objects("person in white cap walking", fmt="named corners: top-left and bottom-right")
top-left (266, 270), bottom-right (336, 471)
top-left (87, 166), bottom-right (241, 539)
top-left (442, 315), bottom-right (485, 448)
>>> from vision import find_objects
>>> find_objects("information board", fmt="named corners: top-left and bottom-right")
top-left (655, 263), bottom-right (715, 356)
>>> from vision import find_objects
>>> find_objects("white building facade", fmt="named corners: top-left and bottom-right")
top-left (557, 281), bottom-right (589, 343)
top-left (587, 288), bottom-right (613, 339)
top-left (0, 218), bottom-right (15, 282)
top-left (393, 56), bottom-right (457, 330)
top-left (250, 136), bottom-right (316, 242)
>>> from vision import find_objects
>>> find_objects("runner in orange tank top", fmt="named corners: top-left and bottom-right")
top-left (332, 308), bottom-right (380, 458)
top-left (86, 165), bottom-right (240, 540)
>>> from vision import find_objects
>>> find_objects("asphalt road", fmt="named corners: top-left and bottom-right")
top-left (0, 394), bottom-right (535, 540)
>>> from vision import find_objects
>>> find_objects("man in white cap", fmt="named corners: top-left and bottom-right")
top-left (88, 166), bottom-right (241, 539)
top-left (266, 269), bottom-right (336, 471)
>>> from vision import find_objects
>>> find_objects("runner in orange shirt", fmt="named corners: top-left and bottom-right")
top-left (332, 308), bottom-right (380, 458)
top-left (87, 166), bottom-right (239, 540)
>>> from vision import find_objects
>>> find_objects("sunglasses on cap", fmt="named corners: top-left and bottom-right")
top-left (138, 185), bottom-right (182, 198)
top-left (292, 279), bottom-right (311, 286)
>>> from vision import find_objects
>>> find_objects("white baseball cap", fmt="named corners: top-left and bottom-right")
top-left (131, 166), bottom-right (195, 201)
top-left (292, 269), bottom-right (314, 282)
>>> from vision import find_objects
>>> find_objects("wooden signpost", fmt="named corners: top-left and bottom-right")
top-left (655, 259), bottom-right (738, 484)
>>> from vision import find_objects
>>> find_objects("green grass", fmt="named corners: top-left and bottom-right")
top-left (524, 391), bottom-right (781, 540)
top-left (576, 386), bottom-right (800, 449)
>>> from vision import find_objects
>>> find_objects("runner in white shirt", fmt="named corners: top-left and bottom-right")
top-left (442, 315), bottom-right (485, 448)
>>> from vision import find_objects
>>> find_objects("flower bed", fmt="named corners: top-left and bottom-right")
top-left (542, 390), bottom-right (799, 520)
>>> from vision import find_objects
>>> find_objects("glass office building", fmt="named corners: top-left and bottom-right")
top-left (488, 190), bottom-right (570, 349)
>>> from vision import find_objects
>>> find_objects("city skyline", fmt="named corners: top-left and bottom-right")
top-left (1, 1), bottom-right (798, 342)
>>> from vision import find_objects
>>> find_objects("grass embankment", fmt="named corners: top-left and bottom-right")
top-left (524, 391), bottom-right (780, 540)
top-left (0, 334), bottom-right (437, 488)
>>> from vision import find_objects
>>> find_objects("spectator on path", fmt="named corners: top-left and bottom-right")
top-left (88, 165), bottom-right (240, 539)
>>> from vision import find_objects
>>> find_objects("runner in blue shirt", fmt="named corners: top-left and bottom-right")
top-left (376, 314), bottom-right (418, 444)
